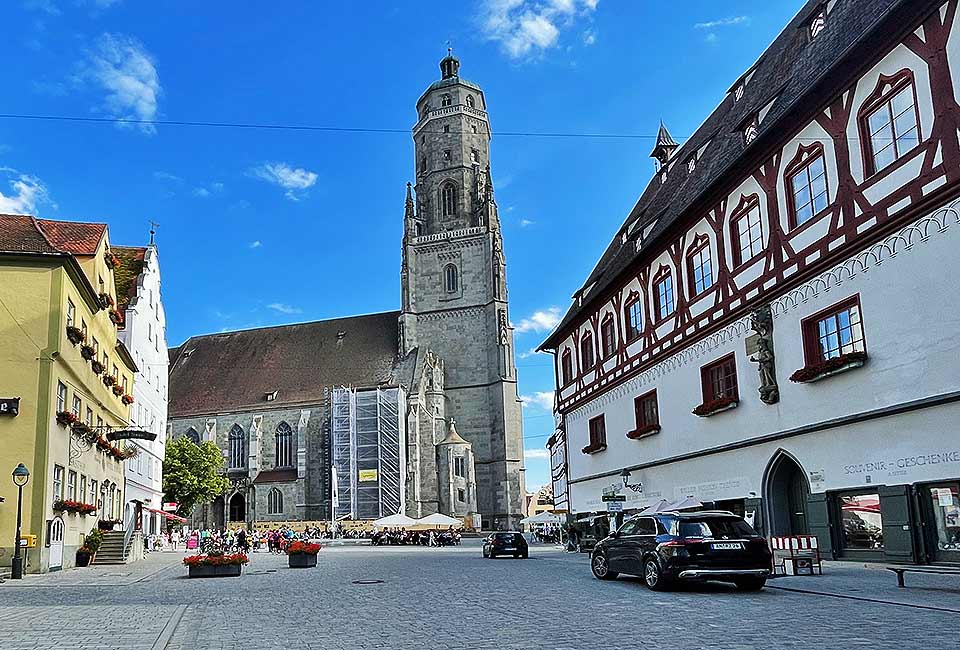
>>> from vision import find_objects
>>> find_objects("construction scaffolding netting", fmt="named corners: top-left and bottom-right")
top-left (331, 386), bottom-right (406, 520)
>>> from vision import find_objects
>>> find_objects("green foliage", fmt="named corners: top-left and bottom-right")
top-left (162, 437), bottom-right (230, 516)
top-left (84, 528), bottom-right (104, 552)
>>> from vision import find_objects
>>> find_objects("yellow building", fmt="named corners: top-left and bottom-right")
top-left (0, 215), bottom-right (138, 573)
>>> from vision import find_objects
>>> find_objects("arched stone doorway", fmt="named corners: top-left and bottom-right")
top-left (229, 492), bottom-right (246, 523)
top-left (764, 450), bottom-right (810, 536)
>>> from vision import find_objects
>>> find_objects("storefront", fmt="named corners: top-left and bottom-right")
top-left (919, 482), bottom-right (960, 565)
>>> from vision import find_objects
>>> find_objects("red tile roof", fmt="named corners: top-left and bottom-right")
top-left (35, 219), bottom-right (106, 255)
top-left (0, 214), bottom-right (60, 254)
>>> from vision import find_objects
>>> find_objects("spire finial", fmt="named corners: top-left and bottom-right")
top-left (148, 220), bottom-right (159, 245)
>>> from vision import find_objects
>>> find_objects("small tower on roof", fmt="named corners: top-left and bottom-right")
top-left (440, 47), bottom-right (460, 79)
top-left (650, 121), bottom-right (679, 169)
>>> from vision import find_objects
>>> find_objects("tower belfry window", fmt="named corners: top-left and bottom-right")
top-left (441, 182), bottom-right (457, 217)
top-left (442, 94), bottom-right (452, 107)
top-left (444, 264), bottom-right (459, 293)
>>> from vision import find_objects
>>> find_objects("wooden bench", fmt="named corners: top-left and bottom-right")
top-left (886, 565), bottom-right (960, 588)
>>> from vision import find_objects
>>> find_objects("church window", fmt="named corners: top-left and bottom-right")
top-left (860, 71), bottom-right (920, 176)
top-left (580, 332), bottom-right (595, 371)
top-left (185, 427), bottom-right (200, 444)
top-left (471, 125), bottom-right (478, 134)
top-left (654, 268), bottom-right (675, 321)
top-left (444, 264), bottom-right (459, 293)
top-left (268, 488), bottom-right (283, 515)
top-left (457, 488), bottom-right (466, 502)
top-left (466, 94), bottom-right (475, 108)
top-left (442, 93), bottom-right (452, 107)
top-left (454, 456), bottom-right (465, 478)
top-left (443, 125), bottom-right (450, 133)
top-left (228, 424), bottom-right (245, 469)
top-left (560, 349), bottom-right (573, 386)
top-left (600, 315), bottom-right (616, 359)
top-left (440, 182), bottom-right (457, 217)
top-left (443, 149), bottom-right (451, 162)
top-left (624, 298), bottom-right (642, 341)
top-left (275, 421), bottom-right (294, 468)
top-left (471, 149), bottom-right (479, 164)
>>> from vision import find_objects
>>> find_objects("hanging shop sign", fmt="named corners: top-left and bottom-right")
top-left (105, 429), bottom-right (157, 442)
top-left (0, 398), bottom-right (20, 416)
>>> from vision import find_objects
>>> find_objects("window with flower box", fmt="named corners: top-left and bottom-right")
top-left (624, 298), bottom-right (642, 341)
top-left (582, 415), bottom-right (607, 454)
top-left (860, 71), bottom-right (921, 176)
top-left (732, 197), bottom-right (764, 267)
top-left (628, 390), bottom-right (660, 439)
top-left (67, 470), bottom-right (77, 501)
top-left (600, 315), bottom-right (616, 359)
top-left (580, 332), bottom-right (595, 372)
top-left (72, 395), bottom-right (81, 417)
top-left (654, 268), bottom-right (674, 321)
top-left (560, 349), bottom-right (573, 386)
top-left (53, 465), bottom-right (64, 502)
top-left (57, 382), bottom-right (67, 413)
top-left (686, 236), bottom-right (714, 297)
top-left (66, 299), bottom-right (75, 327)
top-left (89, 479), bottom-right (97, 507)
top-left (695, 354), bottom-right (739, 416)
top-left (792, 296), bottom-right (867, 382)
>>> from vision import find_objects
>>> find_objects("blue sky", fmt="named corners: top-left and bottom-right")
top-left (1, 0), bottom-right (805, 492)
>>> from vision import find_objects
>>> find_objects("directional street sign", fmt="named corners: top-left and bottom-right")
top-left (606, 502), bottom-right (623, 512)
top-left (601, 494), bottom-right (626, 502)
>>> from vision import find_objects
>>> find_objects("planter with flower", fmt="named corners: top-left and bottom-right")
top-left (53, 499), bottom-right (98, 516)
top-left (692, 396), bottom-right (739, 418)
top-left (65, 325), bottom-right (85, 345)
top-left (56, 410), bottom-right (78, 427)
top-left (109, 309), bottom-right (123, 326)
top-left (102, 374), bottom-right (117, 388)
top-left (789, 351), bottom-right (867, 384)
top-left (184, 550), bottom-right (249, 578)
top-left (95, 436), bottom-right (112, 452)
top-left (626, 424), bottom-right (661, 440)
top-left (121, 394), bottom-right (134, 405)
top-left (286, 542), bottom-right (322, 568)
top-left (112, 384), bottom-right (124, 397)
top-left (90, 359), bottom-right (105, 374)
top-left (104, 252), bottom-right (120, 269)
top-left (80, 344), bottom-right (96, 361)
top-left (75, 545), bottom-right (95, 567)
top-left (99, 293), bottom-right (114, 310)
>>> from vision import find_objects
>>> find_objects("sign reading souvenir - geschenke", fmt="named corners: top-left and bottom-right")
top-left (0, 398), bottom-right (20, 416)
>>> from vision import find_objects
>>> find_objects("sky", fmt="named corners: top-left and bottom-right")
top-left (1, 0), bottom-right (806, 493)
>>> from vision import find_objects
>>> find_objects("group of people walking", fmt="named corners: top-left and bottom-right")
top-left (371, 526), bottom-right (462, 547)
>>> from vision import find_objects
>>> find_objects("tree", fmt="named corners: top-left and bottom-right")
top-left (162, 437), bottom-right (230, 516)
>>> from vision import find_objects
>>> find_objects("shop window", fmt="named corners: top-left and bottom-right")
top-left (802, 296), bottom-right (865, 365)
top-left (860, 70), bottom-right (921, 176)
top-left (560, 349), bottom-right (573, 386)
top-left (580, 332), bottom-right (595, 372)
top-left (600, 315), bottom-right (616, 359)
top-left (839, 492), bottom-right (883, 550)
top-left (928, 485), bottom-right (960, 556)
top-left (624, 298), bottom-right (642, 341)
top-left (686, 236), bottom-right (714, 296)
top-left (653, 268), bottom-right (674, 321)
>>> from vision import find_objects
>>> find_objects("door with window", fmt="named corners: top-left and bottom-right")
top-left (49, 516), bottom-right (65, 570)
top-left (622, 517), bottom-right (659, 573)
top-left (606, 518), bottom-right (639, 571)
top-left (924, 483), bottom-right (960, 564)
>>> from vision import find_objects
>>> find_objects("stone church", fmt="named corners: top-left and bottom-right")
top-left (167, 52), bottom-right (526, 530)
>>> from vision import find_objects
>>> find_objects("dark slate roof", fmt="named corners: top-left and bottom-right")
top-left (541, 0), bottom-right (918, 348)
top-left (168, 311), bottom-right (401, 417)
top-left (112, 246), bottom-right (147, 313)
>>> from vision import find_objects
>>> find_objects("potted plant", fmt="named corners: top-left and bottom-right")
top-left (121, 394), bottom-right (134, 405)
top-left (80, 344), bottom-right (96, 360)
top-left (112, 384), bottom-right (124, 397)
top-left (104, 252), bottom-right (120, 269)
top-left (109, 309), bottom-right (123, 326)
top-left (90, 359), bottom-right (105, 374)
top-left (102, 374), bottom-right (117, 387)
top-left (76, 546), bottom-right (95, 567)
top-left (183, 551), bottom-right (249, 578)
top-left (56, 410), bottom-right (78, 427)
top-left (65, 325), bottom-right (85, 345)
top-left (286, 541), bottom-right (322, 568)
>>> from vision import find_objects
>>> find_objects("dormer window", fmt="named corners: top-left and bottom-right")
top-left (744, 118), bottom-right (759, 145)
top-left (810, 10), bottom-right (826, 40)
top-left (687, 156), bottom-right (697, 174)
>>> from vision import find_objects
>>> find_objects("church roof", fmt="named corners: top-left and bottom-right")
top-left (540, 0), bottom-right (918, 349)
top-left (167, 310), bottom-right (401, 417)
top-left (437, 418), bottom-right (470, 446)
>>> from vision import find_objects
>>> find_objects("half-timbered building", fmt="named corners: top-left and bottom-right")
top-left (540, 0), bottom-right (960, 564)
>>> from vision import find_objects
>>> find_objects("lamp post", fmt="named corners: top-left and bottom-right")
top-left (11, 463), bottom-right (30, 580)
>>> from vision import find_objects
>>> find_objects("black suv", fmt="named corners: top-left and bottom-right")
top-left (590, 511), bottom-right (771, 591)
top-left (483, 532), bottom-right (529, 559)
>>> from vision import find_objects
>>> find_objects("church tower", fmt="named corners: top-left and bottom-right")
top-left (400, 51), bottom-right (525, 528)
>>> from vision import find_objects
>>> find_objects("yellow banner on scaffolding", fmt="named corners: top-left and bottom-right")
top-left (358, 469), bottom-right (378, 482)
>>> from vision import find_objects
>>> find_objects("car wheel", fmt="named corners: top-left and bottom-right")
top-left (643, 559), bottom-right (669, 591)
top-left (734, 577), bottom-right (766, 591)
top-left (591, 553), bottom-right (618, 580)
top-left (521, 551), bottom-right (529, 559)
top-left (489, 552), bottom-right (496, 559)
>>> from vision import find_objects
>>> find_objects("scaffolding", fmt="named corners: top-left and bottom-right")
top-left (331, 386), bottom-right (406, 520)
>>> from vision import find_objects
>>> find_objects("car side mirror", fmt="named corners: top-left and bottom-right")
top-left (609, 530), bottom-right (619, 539)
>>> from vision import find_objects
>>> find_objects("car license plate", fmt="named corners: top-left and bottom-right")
top-left (502, 547), bottom-right (515, 551)
top-left (711, 542), bottom-right (743, 550)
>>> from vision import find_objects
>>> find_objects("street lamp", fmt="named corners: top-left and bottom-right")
top-left (11, 463), bottom-right (30, 580)
top-left (620, 468), bottom-right (643, 493)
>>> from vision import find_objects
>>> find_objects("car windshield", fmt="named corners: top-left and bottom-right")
top-left (676, 518), bottom-right (759, 539)
top-left (494, 533), bottom-right (518, 541)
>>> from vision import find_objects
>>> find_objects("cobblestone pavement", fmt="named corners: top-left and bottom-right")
top-left (1, 542), bottom-right (958, 649)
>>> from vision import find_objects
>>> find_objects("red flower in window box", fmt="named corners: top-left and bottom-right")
top-left (65, 325), bottom-right (85, 345)
top-left (56, 410), bottom-right (78, 427)
top-left (109, 309), bottom-right (123, 326)
top-left (692, 396), bottom-right (739, 417)
top-left (112, 384), bottom-right (124, 397)
top-left (96, 436), bottom-right (112, 451)
top-left (104, 252), bottom-right (120, 269)
top-left (99, 293), bottom-right (114, 310)
top-left (789, 351), bottom-right (867, 383)
top-left (626, 424), bottom-right (661, 439)
top-left (121, 394), bottom-right (134, 405)
top-left (103, 375), bottom-right (117, 387)
top-left (80, 344), bottom-right (96, 360)
top-left (90, 359), bottom-right (105, 374)
top-left (581, 442), bottom-right (608, 455)
top-left (286, 542), bottom-right (322, 556)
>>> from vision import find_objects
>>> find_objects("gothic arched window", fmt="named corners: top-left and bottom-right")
top-left (185, 427), bottom-right (200, 444)
top-left (466, 94), bottom-right (475, 108)
top-left (441, 94), bottom-right (452, 107)
top-left (275, 422), bottom-right (294, 468)
top-left (444, 264), bottom-right (459, 293)
top-left (268, 488), bottom-right (283, 515)
top-left (440, 182), bottom-right (456, 217)
top-left (228, 424), bottom-right (245, 469)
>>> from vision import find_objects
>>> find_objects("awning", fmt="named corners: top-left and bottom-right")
top-left (146, 507), bottom-right (187, 523)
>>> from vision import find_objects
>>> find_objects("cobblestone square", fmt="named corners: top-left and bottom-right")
top-left (1, 541), bottom-right (958, 650)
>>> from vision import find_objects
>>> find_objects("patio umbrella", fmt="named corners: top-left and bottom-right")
top-left (372, 513), bottom-right (417, 528)
top-left (666, 497), bottom-right (703, 511)
top-left (520, 511), bottom-right (562, 525)
top-left (413, 513), bottom-right (463, 527)
top-left (637, 499), bottom-right (672, 515)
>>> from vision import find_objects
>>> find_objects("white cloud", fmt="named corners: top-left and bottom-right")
top-left (84, 33), bottom-right (161, 134)
top-left (248, 240), bottom-right (262, 249)
top-left (705, 33), bottom-right (718, 44)
top-left (582, 29), bottom-right (596, 46)
top-left (0, 167), bottom-right (53, 215)
top-left (520, 391), bottom-right (555, 410)
top-left (480, 0), bottom-right (599, 59)
top-left (514, 306), bottom-right (561, 333)
top-left (252, 162), bottom-right (318, 201)
top-left (153, 171), bottom-right (182, 183)
top-left (524, 448), bottom-right (550, 459)
top-left (520, 218), bottom-right (535, 227)
top-left (193, 187), bottom-right (210, 198)
top-left (192, 182), bottom-right (224, 198)
top-left (267, 302), bottom-right (302, 315)
top-left (694, 16), bottom-right (750, 29)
